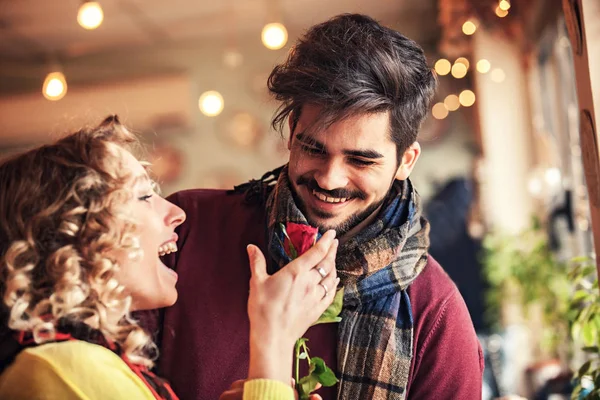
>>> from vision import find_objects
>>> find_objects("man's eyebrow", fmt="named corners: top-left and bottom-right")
top-left (296, 132), bottom-right (384, 159)
top-left (296, 133), bottom-right (325, 150)
top-left (343, 149), bottom-right (384, 159)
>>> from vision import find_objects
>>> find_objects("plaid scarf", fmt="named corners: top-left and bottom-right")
top-left (265, 166), bottom-right (430, 400)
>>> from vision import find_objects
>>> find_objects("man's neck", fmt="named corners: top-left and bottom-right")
top-left (338, 181), bottom-right (402, 245)
top-left (338, 202), bottom-right (386, 245)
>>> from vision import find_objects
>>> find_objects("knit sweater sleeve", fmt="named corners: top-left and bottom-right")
top-left (0, 341), bottom-right (155, 400)
top-left (243, 379), bottom-right (295, 400)
top-left (408, 290), bottom-right (484, 399)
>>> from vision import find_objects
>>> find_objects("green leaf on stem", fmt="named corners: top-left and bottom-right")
top-left (583, 323), bottom-right (596, 346)
top-left (579, 360), bottom-right (592, 376)
top-left (309, 357), bottom-right (339, 387)
top-left (297, 357), bottom-right (339, 399)
top-left (313, 288), bottom-right (344, 326)
top-left (582, 346), bottom-right (600, 353)
top-left (297, 374), bottom-right (320, 400)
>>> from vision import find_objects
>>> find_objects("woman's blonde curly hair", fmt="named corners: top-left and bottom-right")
top-left (0, 116), bottom-right (157, 367)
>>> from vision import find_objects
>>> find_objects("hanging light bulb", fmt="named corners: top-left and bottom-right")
top-left (199, 91), bottom-right (224, 117)
top-left (459, 90), bottom-right (476, 107)
top-left (455, 57), bottom-right (470, 70)
top-left (499, 0), bottom-right (511, 11)
top-left (444, 94), bottom-right (460, 111)
top-left (78, 1), bottom-right (104, 30)
top-left (434, 59), bottom-right (452, 76)
top-left (476, 59), bottom-right (491, 73)
top-left (432, 103), bottom-right (449, 120)
top-left (451, 63), bottom-right (468, 79)
top-left (261, 22), bottom-right (288, 50)
top-left (462, 20), bottom-right (477, 36)
top-left (495, 6), bottom-right (509, 18)
top-left (42, 71), bottom-right (68, 101)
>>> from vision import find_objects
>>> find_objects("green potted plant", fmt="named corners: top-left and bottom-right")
top-left (568, 256), bottom-right (600, 399)
top-left (482, 217), bottom-right (572, 361)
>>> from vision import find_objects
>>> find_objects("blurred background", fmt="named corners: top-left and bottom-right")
top-left (1, 0), bottom-right (600, 398)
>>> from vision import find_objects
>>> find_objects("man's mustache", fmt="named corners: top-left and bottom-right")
top-left (296, 176), bottom-right (367, 200)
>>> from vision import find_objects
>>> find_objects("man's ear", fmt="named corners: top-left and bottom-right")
top-left (287, 112), bottom-right (296, 150)
top-left (395, 142), bottom-right (421, 180)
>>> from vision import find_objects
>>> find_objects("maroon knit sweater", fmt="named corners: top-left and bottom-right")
top-left (144, 189), bottom-right (483, 400)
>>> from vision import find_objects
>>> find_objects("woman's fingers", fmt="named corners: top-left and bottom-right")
top-left (314, 275), bottom-right (339, 311)
top-left (309, 238), bottom-right (338, 286)
top-left (287, 230), bottom-right (336, 275)
top-left (247, 244), bottom-right (268, 283)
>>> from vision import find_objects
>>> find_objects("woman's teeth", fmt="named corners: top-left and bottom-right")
top-left (312, 190), bottom-right (348, 204)
top-left (158, 242), bottom-right (178, 257)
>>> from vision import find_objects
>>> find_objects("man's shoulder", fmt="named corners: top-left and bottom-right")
top-left (410, 255), bottom-right (460, 304)
top-left (167, 188), bottom-right (264, 218)
top-left (406, 256), bottom-right (484, 396)
top-left (408, 255), bottom-right (473, 338)
top-left (167, 188), bottom-right (238, 206)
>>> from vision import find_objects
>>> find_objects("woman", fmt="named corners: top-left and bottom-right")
top-left (0, 116), bottom-right (338, 399)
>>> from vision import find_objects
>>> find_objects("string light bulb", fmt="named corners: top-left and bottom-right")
top-left (455, 57), bottom-right (470, 70)
top-left (499, 0), bottom-right (511, 11)
top-left (476, 59), bottom-right (491, 73)
top-left (261, 22), bottom-right (288, 50)
top-left (42, 71), bottom-right (68, 101)
top-left (495, 6), bottom-right (509, 17)
top-left (459, 90), bottom-right (476, 107)
top-left (432, 103), bottom-right (449, 120)
top-left (444, 94), bottom-right (460, 111)
top-left (434, 59), bottom-right (452, 76)
top-left (77, 1), bottom-right (104, 30)
top-left (199, 91), bottom-right (224, 117)
top-left (462, 20), bottom-right (477, 36)
top-left (451, 63), bottom-right (468, 79)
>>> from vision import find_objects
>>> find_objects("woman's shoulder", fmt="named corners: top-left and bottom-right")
top-left (0, 340), bottom-right (155, 399)
top-left (22, 338), bottom-right (116, 359)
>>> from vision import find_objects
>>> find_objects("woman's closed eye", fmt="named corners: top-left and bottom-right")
top-left (138, 194), bottom-right (153, 202)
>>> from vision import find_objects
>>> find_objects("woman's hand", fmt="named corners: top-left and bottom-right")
top-left (246, 230), bottom-right (339, 384)
top-left (218, 379), bottom-right (323, 400)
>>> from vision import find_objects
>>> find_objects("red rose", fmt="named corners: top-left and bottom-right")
top-left (283, 222), bottom-right (319, 258)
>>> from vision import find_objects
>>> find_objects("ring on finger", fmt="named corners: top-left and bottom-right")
top-left (319, 282), bottom-right (329, 299)
top-left (316, 266), bottom-right (327, 279)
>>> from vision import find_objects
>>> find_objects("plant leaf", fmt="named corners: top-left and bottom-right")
top-left (313, 288), bottom-right (344, 326)
top-left (579, 360), bottom-right (592, 376)
top-left (309, 357), bottom-right (339, 387)
top-left (583, 322), bottom-right (596, 346)
top-left (297, 374), bottom-right (320, 400)
top-left (573, 289), bottom-right (590, 303)
top-left (583, 346), bottom-right (600, 353)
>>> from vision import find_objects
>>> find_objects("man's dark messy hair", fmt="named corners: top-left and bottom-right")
top-left (268, 13), bottom-right (437, 160)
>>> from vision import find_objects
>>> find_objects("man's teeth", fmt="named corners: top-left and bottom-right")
top-left (158, 242), bottom-right (178, 257)
top-left (312, 190), bottom-right (348, 203)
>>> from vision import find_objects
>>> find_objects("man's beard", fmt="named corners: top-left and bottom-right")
top-left (292, 176), bottom-right (390, 237)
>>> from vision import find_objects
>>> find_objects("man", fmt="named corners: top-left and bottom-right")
top-left (156, 13), bottom-right (483, 400)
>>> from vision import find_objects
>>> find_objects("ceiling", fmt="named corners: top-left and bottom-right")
top-left (0, 0), bottom-right (440, 94)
